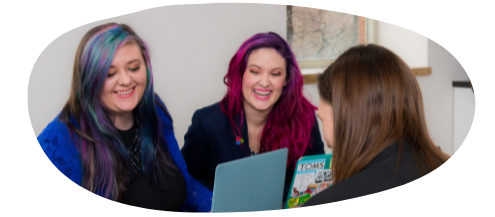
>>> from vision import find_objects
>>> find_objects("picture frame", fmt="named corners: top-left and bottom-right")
top-left (287, 5), bottom-right (378, 69)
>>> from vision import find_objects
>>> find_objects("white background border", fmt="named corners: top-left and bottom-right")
top-left (1, 0), bottom-right (492, 216)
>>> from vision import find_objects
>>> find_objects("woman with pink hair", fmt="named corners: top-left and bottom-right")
top-left (181, 32), bottom-right (324, 200)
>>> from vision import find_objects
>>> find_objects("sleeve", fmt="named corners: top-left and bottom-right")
top-left (37, 120), bottom-right (83, 186)
top-left (306, 115), bottom-right (326, 155)
top-left (184, 176), bottom-right (213, 212)
top-left (181, 109), bottom-right (211, 187)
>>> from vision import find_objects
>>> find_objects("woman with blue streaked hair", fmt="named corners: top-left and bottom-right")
top-left (37, 23), bottom-right (211, 211)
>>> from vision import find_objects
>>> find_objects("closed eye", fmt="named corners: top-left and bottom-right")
top-left (128, 67), bottom-right (140, 72)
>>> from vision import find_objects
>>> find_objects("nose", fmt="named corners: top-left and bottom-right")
top-left (259, 72), bottom-right (270, 87)
top-left (118, 71), bottom-right (132, 86)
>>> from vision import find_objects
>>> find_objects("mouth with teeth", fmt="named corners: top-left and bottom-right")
top-left (253, 89), bottom-right (272, 100)
top-left (115, 87), bottom-right (135, 98)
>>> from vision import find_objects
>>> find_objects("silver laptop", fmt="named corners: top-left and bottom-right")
top-left (211, 148), bottom-right (288, 212)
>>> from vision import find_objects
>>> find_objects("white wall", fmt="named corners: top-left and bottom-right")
top-left (419, 39), bottom-right (470, 155)
top-left (377, 21), bottom-right (428, 68)
top-left (29, 4), bottom-right (472, 155)
top-left (454, 88), bottom-right (475, 152)
top-left (367, 22), bottom-right (471, 155)
top-left (302, 21), bottom-right (471, 155)
top-left (303, 21), bottom-right (432, 153)
top-left (29, 4), bottom-right (287, 149)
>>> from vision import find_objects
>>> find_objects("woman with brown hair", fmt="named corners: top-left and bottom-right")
top-left (304, 44), bottom-right (449, 206)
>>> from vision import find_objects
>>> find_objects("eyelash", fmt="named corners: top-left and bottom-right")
top-left (128, 67), bottom-right (140, 72)
top-left (250, 70), bottom-right (282, 76)
top-left (107, 66), bottom-right (140, 77)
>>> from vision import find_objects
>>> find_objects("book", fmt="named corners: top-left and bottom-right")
top-left (285, 153), bottom-right (333, 208)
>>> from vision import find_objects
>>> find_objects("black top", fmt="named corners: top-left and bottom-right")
top-left (118, 123), bottom-right (187, 211)
top-left (181, 102), bottom-right (325, 200)
top-left (303, 140), bottom-right (424, 206)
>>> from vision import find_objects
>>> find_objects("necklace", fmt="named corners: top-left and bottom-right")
top-left (127, 126), bottom-right (142, 172)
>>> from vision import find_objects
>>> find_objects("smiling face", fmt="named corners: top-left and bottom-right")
top-left (100, 42), bottom-right (147, 117)
top-left (317, 97), bottom-right (335, 148)
top-left (242, 48), bottom-right (287, 113)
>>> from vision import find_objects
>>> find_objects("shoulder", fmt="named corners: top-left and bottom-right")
top-left (37, 115), bottom-right (83, 185)
top-left (194, 102), bottom-right (224, 119)
top-left (306, 140), bottom-right (421, 205)
top-left (306, 111), bottom-right (320, 139)
top-left (191, 102), bottom-right (228, 126)
top-left (183, 102), bottom-right (231, 145)
top-left (38, 115), bottom-right (72, 151)
top-left (395, 140), bottom-right (424, 179)
top-left (306, 116), bottom-right (325, 155)
top-left (341, 140), bottom-right (419, 187)
top-left (154, 94), bottom-right (173, 125)
top-left (154, 94), bottom-right (168, 115)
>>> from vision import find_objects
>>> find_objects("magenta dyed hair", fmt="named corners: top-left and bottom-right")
top-left (221, 32), bottom-right (317, 166)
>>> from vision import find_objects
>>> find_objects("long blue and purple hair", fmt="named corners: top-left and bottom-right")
top-left (60, 23), bottom-right (177, 200)
top-left (221, 32), bottom-right (317, 166)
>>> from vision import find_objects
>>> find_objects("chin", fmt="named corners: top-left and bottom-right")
top-left (244, 96), bottom-right (276, 112)
top-left (116, 104), bottom-right (138, 113)
top-left (252, 104), bottom-right (273, 112)
top-left (325, 143), bottom-right (333, 149)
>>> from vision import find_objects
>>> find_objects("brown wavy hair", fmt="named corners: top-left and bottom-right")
top-left (318, 44), bottom-right (449, 184)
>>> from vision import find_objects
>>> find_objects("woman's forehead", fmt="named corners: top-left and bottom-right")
top-left (111, 43), bottom-right (143, 65)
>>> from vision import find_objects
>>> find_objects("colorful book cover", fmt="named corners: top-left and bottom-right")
top-left (285, 153), bottom-right (333, 208)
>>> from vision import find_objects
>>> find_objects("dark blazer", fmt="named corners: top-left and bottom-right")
top-left (303, 140), bottom-right (424, 206)
top-left (181, 102), bottom-right (325, 199)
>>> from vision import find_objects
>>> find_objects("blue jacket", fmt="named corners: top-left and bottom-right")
top-left (37, 98), bottom-right (212, 212)
top-left (181, 102), bottom-right (325, 199)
